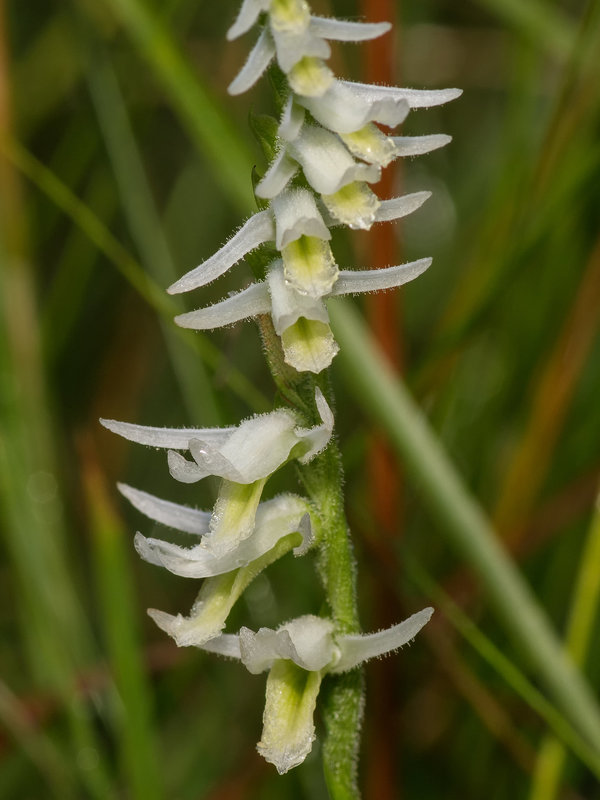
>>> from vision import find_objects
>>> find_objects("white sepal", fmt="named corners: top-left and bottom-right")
top-left (174, 283), bottom-right (271, 331)
top-left (289, 125), bottom-right (380, 195)
top-left (118, 483), bottom-right (211, 535)
top-left (373, 191), bottom-right (431, 222)
top-left (331, 608), bottom-right (434, 673)
top-left (330, 258), bottom-right (432, 296)
top-left (297, 81), bottom-right (409, 134)
top-left (255, 147), bottom-right (299, 199)
top-left (339, 80), bottom-right (463, 109)
top-left (134, 494), bottom-right (312, 578)
top-left (278, 95), bottom-right (305, 142)
top-left (168, 211), bottom-right (274, 294)
top-left (228, 28), bottom-right (275, 96)
top-left (391, 133), bottom-right (452, 156)
top-left (227, 0), bottom-right (269, 40)
top-left (309, 16), bottom-right (391, 42)
top-left (99, 419), bottom-right (236, 450)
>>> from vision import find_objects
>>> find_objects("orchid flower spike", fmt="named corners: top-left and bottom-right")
top-left (197, 609), bottom-right (433, 773)
top-left (175, 257), bottom-right (432, 374)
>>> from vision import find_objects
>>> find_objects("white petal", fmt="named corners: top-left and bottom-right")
top-left (298, 81), bottom-right (409, 134)
top-left (290, 125), bottom-right (380, 195)
top-left (100, 419), bottom-right (236, 449)
top-left (271, 188), bottom-right (330, 249)
top-left (331, 258), bottom-right (432, 295)
top-left (118, 483), bottom-right (211, 534)
top-left (374, 191), bottom-right (431, 222)
top-left (228, 28), bottom-right (275, 95)
top-left (239, 615), bottom-right (335, 673)
top-left (199, 633), bottom-right (242, 659)
top-left (274, 29), bottom-right (330, 72)
top-left (190, 409), bottom-right (300, 482)
top-left (168, 211), bottom-right (274, 294)
top-left (268, 261), bottom-right (329, 333)
top-left (227, 0), bottom-right (269, 40)
top-left (331, 608), bottom-right (434, 673)
top-left (175, 282), bottom-right (271, 331)
top-left (168, 450), bottom-right (207, 483)
top-left (295, 387), bottom-right (334, 462)
top-left (309, 16), bottom-right (391, 42)
top-left (255, 147), bottom-right (299, 199)
top-left (339, 80), bottom-right (463, 109)
top-left (135, 493), bottom-right (311, 577)
top-left (391, 134), bottom-right (452, 156)
top-left (258, 661), bottom-right (321, 774)
top-left (278, 96), bottom-right (305, 142)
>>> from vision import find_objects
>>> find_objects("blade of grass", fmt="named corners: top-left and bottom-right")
top-left (329, 298), bottom-right (600, 751)
top-left (471, 0), bottom-right (574, 60)
top-left (94, 0), bottom-right (255, 215)
top-left (405, 559), bottom-right (600, 780)
top-left (528, 489), bottom-right (600, 800)
top-left (82, 29), bottom-right (220, 424)
top-left (493, 234), bottom-right (600, 542)
top-left (0, 681), bottom-right (76, 799)
top-left (0, 5), bottom-right (115, 794)
top-left (83, 440), bottom-right (164, 800)
top-left (0, 137), bottom-right (269, 413)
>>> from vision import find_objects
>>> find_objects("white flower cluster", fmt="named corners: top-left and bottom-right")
top-left (168, 0), bottom-right (461, 374)
top-left (104, 0), bottom-right (459, 776)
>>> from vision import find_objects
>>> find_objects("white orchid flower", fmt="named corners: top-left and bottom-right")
top-left (198, 609), bottom-right (433, 773)
top-left (132, 494), bottom-right (313, 648)
top-left (121, 486), bottom-right (313, 577)
top-left (101, 389), bottom-right (333, 553)
top-left (167, 187), bottom-right (431, 297)
top-left (175, 257), bottom-right (432, 373)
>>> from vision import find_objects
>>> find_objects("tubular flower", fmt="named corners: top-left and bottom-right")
top-left (122, 489), bottom-right (315, 647)
top-left (197, 609), bottom-right (433, 773)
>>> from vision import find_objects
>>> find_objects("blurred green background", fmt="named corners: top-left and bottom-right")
top-left (1, 0), bottom-right (600, 797)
